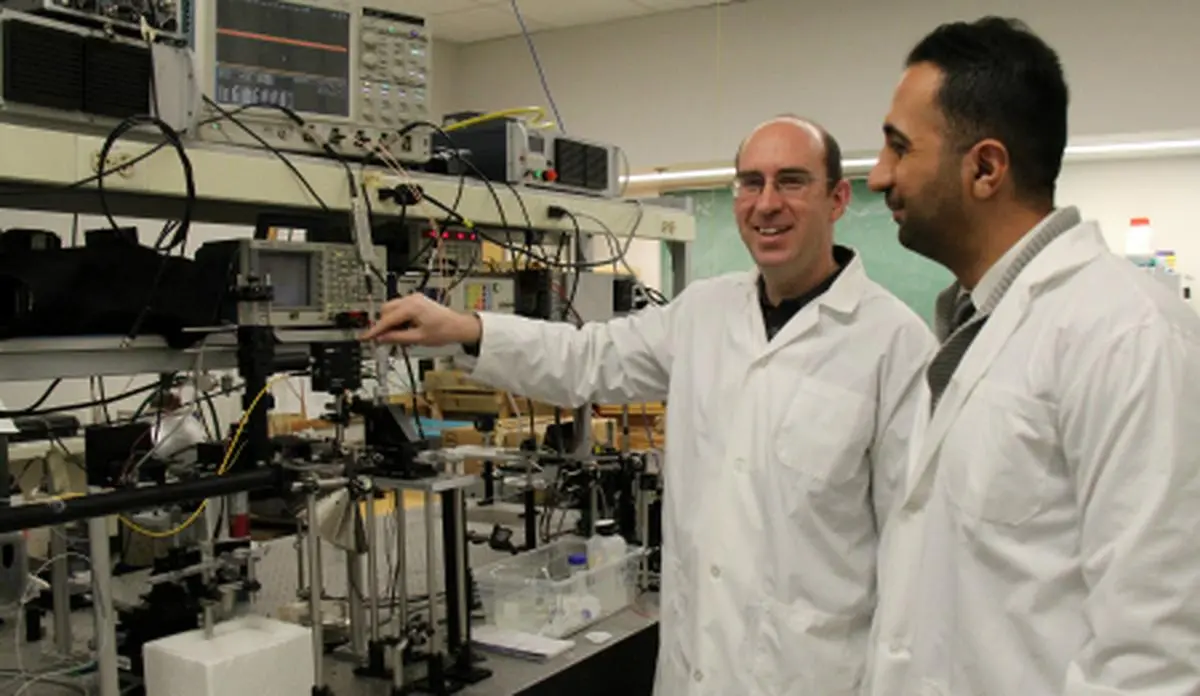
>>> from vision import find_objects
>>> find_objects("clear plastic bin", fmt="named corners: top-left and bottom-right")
top-left (475, 536), bottom-right (644, 638)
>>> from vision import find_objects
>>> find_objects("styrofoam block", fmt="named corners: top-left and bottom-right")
top-left (143, 615), bottom-right (314, 696)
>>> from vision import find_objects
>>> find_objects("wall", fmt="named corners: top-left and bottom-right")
top-left (445, 0), bottom-right (1200, 304)
top-left (446, 0), bottom-right (1200, 170)
top-left (1058, 155), bottom-right (1200, 299)
top-left (652, 158), bottom-right (1200, 322)
top-left (429, 39), bottom-right (462, 124)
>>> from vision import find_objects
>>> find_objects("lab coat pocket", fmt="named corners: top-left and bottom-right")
top-left (775, 378), bottom-right (872, 487)
top-left (943, 382), bottom-right (1056, 526)
top-left (755, 596), bottom-right (862, 696)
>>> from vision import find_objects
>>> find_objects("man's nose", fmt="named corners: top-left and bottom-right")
top-left (867, 160), bottom-right (891, 193)
top-left (753, 184), bottom-right (783, 214)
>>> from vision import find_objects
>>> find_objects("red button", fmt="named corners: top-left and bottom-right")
top-left (544, 169), bottom-right (558, 182)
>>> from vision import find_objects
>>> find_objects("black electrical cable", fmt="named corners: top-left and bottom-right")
top-left (96, 114), bottom-right (195, 253)
top-left (397, 120), bottom-right (470, 211)
top-left (570, 208), bottom-right (669, 306)
top-left (0, 105), bottom-right (258, 201)
top-left (416, 189), bottom-right (630, 272)
top-left (398, 346), bottom-right (426, 440)
top-left (559, 210), bottom-right (586, 325)
top-left (92, 113), bottom-right (198, 343)
top-left (201, 96), bottom-right (331, 211)
top-left (3, 379), bottom-right (62, 417)
top-left (384, 120), bottom-right (510, 237)
top-left (499, 181), bottom-right (538, 270)
top-left (231, 102), bottom-right (358, 201)
top-left (0, 381), bottom-right (159, 418)
top-left (95, 377), bottom-right (113, 425)
top-left (204, 391), bottom-right (223, 439)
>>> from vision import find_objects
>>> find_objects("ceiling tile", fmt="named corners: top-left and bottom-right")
top-left (514, 0), bottom-right (649, 28)
top-left (429, 5), bottom-right (551, 43)
top-left (385, 0), bottom-right (500, 18)
top-left (633, 0), bottom-right (736, 9)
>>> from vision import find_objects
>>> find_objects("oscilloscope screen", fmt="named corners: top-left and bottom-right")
top-left (213, 0), bottom-right (351, 118)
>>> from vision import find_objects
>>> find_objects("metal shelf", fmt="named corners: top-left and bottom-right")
top-left (0, 122), bottom-right (696, 241)
top-left (0, 120), bottom-right (695, 381)
top-left (0, 332), bottom-right (459, 382)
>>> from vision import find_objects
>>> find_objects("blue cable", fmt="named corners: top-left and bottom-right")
top-left (509, 0), bottom-right (566, 133)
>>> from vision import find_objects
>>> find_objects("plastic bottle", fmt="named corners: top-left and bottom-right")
top-left (1126, 217), bottom-right (1155, 256)
top-left (588, 520), bottom-right (628, 568)
top-left (560, 552), bottom-right (600, 635)
top-left (587, 520), bottom-right (629, 610)
top-left (567, 552), bottom-right (588, 576)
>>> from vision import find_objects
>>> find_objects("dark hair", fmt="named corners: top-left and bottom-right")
top-left (907, 16), bottom-right (1068, 203)
top-left (735, 116), bottom-right (844, 190)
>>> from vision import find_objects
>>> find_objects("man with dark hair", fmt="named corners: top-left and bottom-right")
top-left (365, 116), bottom-right (935, 695)
top-left (865, 16), bottom-right (1200, 696)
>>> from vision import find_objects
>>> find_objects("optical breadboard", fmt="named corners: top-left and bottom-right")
top-left (185, 0), bottom-right (432, 163)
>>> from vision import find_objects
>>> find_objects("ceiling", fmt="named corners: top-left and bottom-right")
top-left (394, 0), bottom-right (743, 44)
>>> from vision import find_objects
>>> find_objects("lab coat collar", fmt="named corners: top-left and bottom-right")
top-left (902, 216), bottom-right (1107, 511)
top-left (745, 248), bottom-right (868, 359)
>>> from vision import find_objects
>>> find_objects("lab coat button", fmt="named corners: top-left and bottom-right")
top-left (710, 565), bottom-right (721, 579)
top-left (734, 457), bottom-right (746, 471)
top-left (693, 669), bottom-right (704, 683)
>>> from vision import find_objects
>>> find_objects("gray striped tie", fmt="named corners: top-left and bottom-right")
top-left (928, 295), bottom-right (983, 412)
top-left (923, 207), bottom-right (1083, 413)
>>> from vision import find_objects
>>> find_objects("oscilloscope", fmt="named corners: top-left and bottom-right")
top-left (184, 0), bottom-right (433, 163)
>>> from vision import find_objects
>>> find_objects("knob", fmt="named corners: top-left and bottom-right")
top-left (362, 52), bottom-right (379, 68)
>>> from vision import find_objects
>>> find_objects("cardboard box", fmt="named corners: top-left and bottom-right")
top-left (441, 415), bottom-right (619, 474)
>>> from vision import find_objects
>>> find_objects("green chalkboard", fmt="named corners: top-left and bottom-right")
top-left (660, 179), bottom-right (952, 325)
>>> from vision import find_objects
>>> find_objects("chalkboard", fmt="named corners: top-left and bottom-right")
top-left (660, 179), bottom-right (952, 325)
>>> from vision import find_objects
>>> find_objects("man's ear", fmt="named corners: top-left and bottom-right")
top-left (829, 178), bottom-right (852, 223)
top-left (969, 139), bottom-right (1009, 199)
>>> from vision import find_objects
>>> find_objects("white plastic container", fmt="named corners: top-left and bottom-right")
top-left (587, 520), bottom-right (629, 610)
top-left (143, 616), bottom-right (313, 696)
top-left (1126, 217), bottom-right (1155, 256)
top-left (475, 536), bottom-right (643, 638)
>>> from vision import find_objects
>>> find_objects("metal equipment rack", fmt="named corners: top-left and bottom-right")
top-left (0, 120), bottom-right (693, 695)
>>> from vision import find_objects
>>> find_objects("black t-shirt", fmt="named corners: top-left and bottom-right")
top-left (758, 246), bottom-right (852, 341)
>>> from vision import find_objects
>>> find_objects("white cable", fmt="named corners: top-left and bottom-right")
top-left (8, 552), bottom-right (94, 692)
top-left (571, 202), bottom-right (666, 306)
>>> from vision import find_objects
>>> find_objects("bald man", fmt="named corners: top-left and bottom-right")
top-left (363, 117), bottom-right (935, 695)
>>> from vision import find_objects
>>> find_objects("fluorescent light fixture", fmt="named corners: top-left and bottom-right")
top-left (1065, 138), bottom-right (1200, 155)
top-left (622, 138), bottom-right (1200, 185)
top-left (624, 167), bottom-right (734, 184)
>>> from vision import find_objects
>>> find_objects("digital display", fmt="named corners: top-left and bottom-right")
top-left (213, 0), bottom-right (351, 117)
top-left (258, 251), bottom-right (312, 307)
top-left (528, 133), bottom-right (544, 154)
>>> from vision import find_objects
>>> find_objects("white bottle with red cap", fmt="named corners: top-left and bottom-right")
top-left (1126, 217), bottom-right (1155, 257)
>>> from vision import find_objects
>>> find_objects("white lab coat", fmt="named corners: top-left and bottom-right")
top-left (466, 253), bottom-right (935, 696)
top-left (865, 220), bottom-right (1200, 696)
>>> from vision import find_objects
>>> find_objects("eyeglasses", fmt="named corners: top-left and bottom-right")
top-left (732, 171), bottom-right (830, 199)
